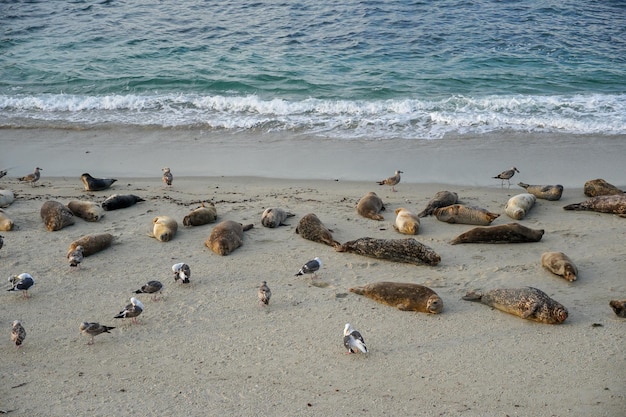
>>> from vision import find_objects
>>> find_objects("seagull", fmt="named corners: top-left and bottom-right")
top-left (172, 262), bottom-right (191, 284)
top-left (377, 170), bottom-right (403, 192)
top-left (79, 322), bottom-right (115, 345)
top-left (8, 273), bottom-right (35, 298)
top-left (0, 169), bottom-right (7, 179)
top-left (134, 280), bottom-right (164, 301)
top-left (67, 245), bottom-right (84, 268)
top-left (11, 320), bottom-right (26, 348)
top-left (493, 167), bottom-right (520, 188)
top-left (343, 323), bottom-right (368, 354)
top-left (114, 297), bottom-right (144, 324)
top-left (258, 281), bottom-right (271, 306)
top-left (18, 167), bottom-right (42, 187)
top-left (162, 167), bottom-right (173, 187)
top-left (295, 257), bottom-right (322, 279)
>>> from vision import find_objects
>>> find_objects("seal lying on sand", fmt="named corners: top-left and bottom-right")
top-left (295, 213), bottom-right (340, 247)
top-left (356, 192), bottom-right (385, 220)
top-left (463, 287), bottom-right (568, 324)
top-left (335, 237), bottom-right (441, 266)
top-left (40, 201), bottom-right (75, 231)
top-left (205, 220), bottom-right (253, 256)
top-left (609, 300), bottom-right (626, 318)
top-left (349, 282), bottom-right (443, 313)
top-left (393, 208), bottom-right (420, 235)
top-left (583, 178), bottom-right (624, 197)
top-left (563, 195), bottom-right (626, 217)
top-left (67, 233), bottom-right (114, 257)
top-left (261, 207), bottom-right (295, 228)
top-left (517, 183), bottom-right (564, 201)
top-left (450, 223), bottom-right (544, 244)
top-left (418, 190), bottom-right (458, 217)
top-left (433, 204), bottom-right (499, 226)
top-left (0, 190), bottom-right (14, 208)
top-left (183, 202), bottom-right (217, 226)
top-left (80, 173), bottom-right (117, 191)
top-left (67, 200), bottom-right (104, 222)
top-left (505, 193), bottom-right (536, 220)
top-left (541, 251), bottom-right (578, 282)
top-left (101, 194), bottom-right (145, 211)
top-left (150, 216), bottom-right (178, 242)
top-left (0, 209), bottom-right (14, 231)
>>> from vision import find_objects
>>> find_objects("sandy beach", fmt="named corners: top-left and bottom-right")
top-left (1, 129), bottom-right (625, 416)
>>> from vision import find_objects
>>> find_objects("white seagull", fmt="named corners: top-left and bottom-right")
top-left (114, 297), bottom-right (144, 324)
top-left (343, 323), bottom-right (368, 354)
top-left (8, 273), bottom-right (35, 298)
top-left (295, 257), bottom-right (322, 279)
top-left (172, 262), bottom-right (191, 284)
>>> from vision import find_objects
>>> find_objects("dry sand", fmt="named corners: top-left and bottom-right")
top-left (1, 129), bottom-right (625, 416)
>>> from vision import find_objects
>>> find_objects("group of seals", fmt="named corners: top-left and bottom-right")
top-left (261, 207), bottom-right (294, 228)
top-left (417, 190), bottom-right (458, 217)
top-left (150, 216), bottom-right (178, 242)
top-left (81, 173), bottom-right (117, 191)
top-left (205, 220), bottom-right (254, 256)
top-left (563, 195), bottom-right (626, 217)
top-left (433, 204), bottom-right (499, 226)
top-left (541, 251), bottom-right (578, 282)
top-left (356, 192), bottom-right (385, 220)
top-left (393, 208), bottom-right (420, 234)
top-left (40, 201), bottom-right (75, 231)
top-left (504, 193), bottom-right (536, 220)
top-left (183, 202), bottom-right (218, 226)
top-left (335, 237), bottom-right (441, 266)
top-left (295, 213), bottom-right (340, 248)
top-left (450, 223), bottom-right (544, 244)
top-left (517, 183), bottom-right (563, 201)
top-left (349, 282), bottom-right (443, 314)
top-left (67, 200), bottom-right (105, 222)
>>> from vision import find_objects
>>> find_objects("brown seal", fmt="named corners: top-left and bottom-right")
top-left (261, 207), bottom-right (295, 228)
top-left (67, 233), bottom-right (114, 257)
top-left (205, 220), bottom-right (253, 255)
top-left (609, 300), bottom-right (626, 318)
top-left (295, 213), bottom-right (340, 247)
top-left (393, 208), bottom-right (420, 235)
top-left (583, 178), bottom-right (624, 197)
top-left (67, 200), bottom-right (104, 222)
top-left (418, 190), bottom-right (458, 217)
top-left (356, 191), bottom-right (385, 220)
top-left (183, 202), bottom-right (217, 226)
top-left (463, 287), bottom-right (568, 324)
top-left (349, 281), bottom-right (443, 313)
top-left (450, 222), bottom-right (544, 245)
top-left (433, 204), bottom-right (499, 225)
top-left (517, 183), bottom-right (564, 201)
top-left (563, 195), bottom-right (626, 217)
top-left (504, 193), bottom-right (536, 220)
top-left (40, 201), bottom-right (75, 231)
top-left (541, 251), bottom-right (578, 282)
top-left (150, 216), bottom-right (178, 242)
top-left (0, 209), bottom-right (14, 231)
top-left (335, 237), bottom-right (441, 266)
top-left (80, 173), bottom-right (117, 191)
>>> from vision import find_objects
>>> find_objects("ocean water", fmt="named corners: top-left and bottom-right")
top-left (1, 0), bottom-right (625, 140)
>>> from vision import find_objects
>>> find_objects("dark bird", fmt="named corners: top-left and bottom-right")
top-left (343, 323), bottom-right (368, 354)
top-left (135, 280), bottom-right (164, 301)
top-left (258, 281), bottom-right (271, 306)
top-left (377, 170), bottom-right (403, 192)
top-left (11, 320), bottom-right (26, 348)
top-left (80, 322), bottom-right (115, 345)
top-left (8, 273), bottom-right (35, 298)
top-left (18, 167), bottom-right (42, 187)
top-left (114, 297), bottom-right (144, 324)
top-left (493, 167), bottom-right (519, 188)
top-left (295, 257), bottom-right (322, 279)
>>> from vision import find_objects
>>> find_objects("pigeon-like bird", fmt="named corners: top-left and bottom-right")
top-left (162, 167), bottom-right (173, 187)
top-left (135, 280), bottom-right (164, 301)
top-left (8, 273), bottom-right (35, 298)
top-left (18, 167), bottom-right (42, 187)
top-left (172, 262), bottom-right (191, 284)
top-left (11, 320), bottom-right (26, 348)
top-left (114, 297), bottom-right (144, 324)
top-left (80, 322), bottom-right (115, 345)
top-left (493, 167), bottom-right (520, 188)
top-left (295, 257), bottom-right (322, 279)
top-left (377, 170), bottom-right (403, 192)
top-left (258, 281), bottom-right (271, 306)
top-left (343, 323), bottom-right (368, 354)
top-left (68, 245), bottom-right (84, 268)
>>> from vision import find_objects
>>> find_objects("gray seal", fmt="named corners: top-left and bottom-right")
top-left (418, 190), bottom-right (458, 217)
top-left (335, 237), bottom-right (441, 266)
top-left (349, 282), bottom-right (443, 313)
top-left (261, 207), bottom-right (295, 228)
top-left (356, 191), bottom-right (385, 221)
top-left (583, 179), bottom-right (624, 197)
top-left (80, 173), bottom-right (117, 191)
top-left (450, 223), bottom-right (544, 244)
top-left (295, 213), bottom-right (340, 247)
top-left (40, 201), bottom-right (75, 231)
top-left (102, 194), bottom-right (145, 211)
top-left (563, 195), bottom-right (626, 217)
top-left (517, 183), bottom-right (564, 201)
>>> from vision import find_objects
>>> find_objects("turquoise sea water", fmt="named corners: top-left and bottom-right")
top-left (1, 0), bottom-right (625, 139)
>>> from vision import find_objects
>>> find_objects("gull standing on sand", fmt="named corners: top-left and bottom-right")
top-left (343, 323), bottom-right (368, 354)
top-left (18, 167), bottom-right (42, 187)
top-left (135, 280), bottom-right (164, 301)
top-left (377, 170), bottom-right (403, 192)
top-left (172, 262), bottom-right (191, 284)
top-left (162, 167), bottom-right (173, 187)
top-left (67, 245), bottom-right (84, 268)
top-left (8, 273), bottom-right (35, 298)
top-left (295, 257), bottom-right (322, 279)
top-left (11, 320), bottom-right (26, 348)
top-left (114, 297), bottom-right (144, 324)
top-left (493, 167), bottom-right (520, 188)
top-left (258, 281), bottom-right (271, 306)
top-left (80, 322), bottom-right (115, 345)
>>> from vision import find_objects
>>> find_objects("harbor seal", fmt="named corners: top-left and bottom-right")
top-left (609, 300), bottom-right (626, 318)
top-left (67, 200), bottom-right (104, 222)
top-left (563, 195), bottom-right (626, 217)
top-left (463, 287), bottom-right (568, 324)
top-left (205, 220), bottom-right (254, 256)
top-left (433, 204), bottom-right (499, 226)
top-left (40, 201), bottom-right (75, 231)
top-left (505, 193), bottom-right (536, 220)
top-left (150, 216), bottom-right (178, 242)
top-left (183, 202), bottom-right (217, 226)
top-left (335, 237), bottom-right (441, 266)
top-left (376, 170), bottom-right (403, 192)
top-left (356, 191), bottom-right (385, 221)
top-left (295, 213), bottom-right (340, 248)
top-left (101, 194), bottom-right (145, 211)
top-left (0, 190), bottom-right (14, 208)
top-left (67, 233), bottom-right (114, 257)
top-left (450, 223), bottom-right (544, 244)
top-left (0, 209), bottom-right (14, 231)
top-left (261, 207), bottom-right (295, 228)
top-left (583, 178), bottom-right (624, 197)
top-left (418, 190), bottom-right (458, 217)
top-left (393, 208), bottom-right (420, 235)
top-left (517, 183), bottom-right (564, 201)
top-left (541, 251), bottom-right (578, 282)
top-left (80, 173), bottom-right (117, 191)
top-left (349, 282), bottom-right (443, 313)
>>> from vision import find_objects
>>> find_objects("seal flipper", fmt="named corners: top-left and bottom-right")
top-left (521, 301), bottom-right (540, 319)
top-left (462, 291), bottom-right (483, 302)
top-left (241, 223), bottom-right (254, 231)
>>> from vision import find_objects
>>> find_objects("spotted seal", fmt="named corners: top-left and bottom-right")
top-left (205, 220), bottom-right (253, 256)
top-left (583, 178), bottom-right (624, 197)
top-left (295, 213), bottom-right (340, 248)
top-left (0, 209), bottom-right (14, 231)
top-left (80, 173), bottom-right (117, 191)
top-left (261, 207), bottom-right (295, 228)
top-left (393, 207), bottom-right (420, 235)
top-left (433, 204), bottom-right (499, 226)
top-left (356, 191), bottom-right (385, 221)
top-left (505, 193), bottom-right (536, 220)
top-left (150, 216), bottom-right (178, 242)
top-left (101, 194), bottom-right (145, 211)
top-left (349, 282), bottom-right (443, 313)
top-left (67, 233), bottom-right (114, 257)
top-left (563, 195), bottom-right (626, 217)
top-left (463, 287), bottom-right (568, 324)
top-left (541, 251), bottom-right (578, 282)
top-left (183, 202), bottom-right (217, 226)
top-left (40, 201), bottom-right (75, 231)
top-left (335, 237), bottom-right (441, 266)
top-left (418, 190), bottom-right (458, 217)
top-left (450, 222), bottom-right (544, 245)
top-left (67, 200), bottom-right (104, 222)
top-left (517, 183), bottom-right (564, 201)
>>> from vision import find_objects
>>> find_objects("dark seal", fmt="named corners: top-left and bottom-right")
top-left (101, 194), bottom-right (145, 211)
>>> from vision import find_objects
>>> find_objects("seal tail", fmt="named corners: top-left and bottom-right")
top-left (462, 291), bottom-right (483, 302)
